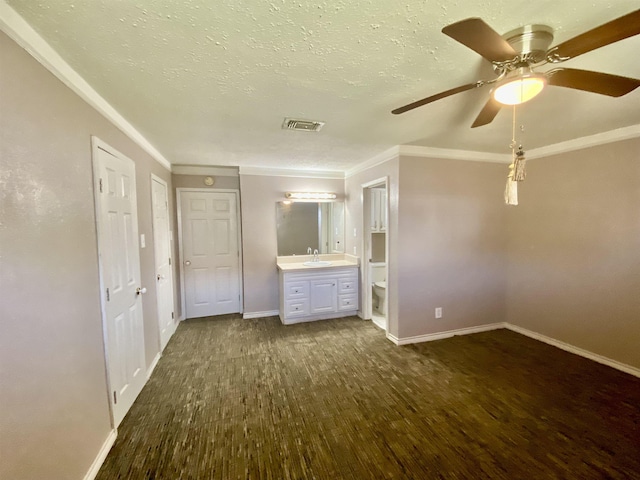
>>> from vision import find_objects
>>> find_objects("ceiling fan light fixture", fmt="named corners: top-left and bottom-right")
top-left (493, 68), bottom-right (546, 105)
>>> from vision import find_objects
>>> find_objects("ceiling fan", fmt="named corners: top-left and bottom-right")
top-left (392, 9), bottom-right (640, 128)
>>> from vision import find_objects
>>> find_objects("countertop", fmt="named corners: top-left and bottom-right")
top-left (276, 254), bottom-right (360, 272)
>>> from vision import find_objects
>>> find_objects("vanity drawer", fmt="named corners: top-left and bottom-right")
top-left (338, 294), bottom-right (358, 311)
top-left (285, 299), bottom-right (310, 317)
top-left (284, 281), bottom-right (309, 300)
top-left (338, 278), bottom-right (357, 294)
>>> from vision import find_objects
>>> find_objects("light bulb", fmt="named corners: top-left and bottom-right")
top-left (493, 69), bottom-right (546, 105)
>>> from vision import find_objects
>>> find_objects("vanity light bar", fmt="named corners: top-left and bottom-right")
top-left (285, 192), bottom-right (337, 200)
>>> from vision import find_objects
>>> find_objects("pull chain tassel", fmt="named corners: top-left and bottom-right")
top-left (513, 146), bottom-right (527, 182)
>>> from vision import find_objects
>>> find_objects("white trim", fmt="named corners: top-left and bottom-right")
top-left (176, 188), bottom-right (244, 319)
top-left (172, 165), bottom-right (239, 176)
top-left (504, 323), bottom-right (640, 378)
top-left (83, 429), bottom-right (117, 480)
top-left (0, 3), bottom-right (172, 171)
top-left (387, 323), bottom-right (506, 345)
top-left (239, 165), bottom-right (344, 179)
top-left (243, 310), bottom-right (280, 319)
top-left (398, 145), bottom-right (510, 163)
top-left (525, 125), bottom-right (640, 160)
top-left (146, 352), bottom-right (161, 380)
top-left (346, 146), bottom-right (399, 178)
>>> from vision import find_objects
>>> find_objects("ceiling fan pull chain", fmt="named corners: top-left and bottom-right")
top-left (505, 105), bottom-right (519, 206)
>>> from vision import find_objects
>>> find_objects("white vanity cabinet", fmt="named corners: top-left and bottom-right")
top-left (279, 266), bottom-right (359, 324)
top-left (370, 188), bottom-right (387, 232)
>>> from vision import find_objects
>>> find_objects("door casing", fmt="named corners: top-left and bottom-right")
top-left (361, 176), bottom-right (389, 331)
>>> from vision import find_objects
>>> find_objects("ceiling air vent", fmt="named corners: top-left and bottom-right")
top-left (282, 118), bottom-right (325, 132)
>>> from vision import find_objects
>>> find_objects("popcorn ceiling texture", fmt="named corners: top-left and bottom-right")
top-left (7, 0), bottom-right (640, 170)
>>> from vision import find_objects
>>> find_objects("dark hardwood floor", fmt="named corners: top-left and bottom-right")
top-left (97, 315), bottom-right (640, 479)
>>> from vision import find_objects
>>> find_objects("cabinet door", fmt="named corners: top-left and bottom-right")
top-left (310, 279), bottom-right (338, 313)
top-left (379, 189), bottom-right (387, 231)
top-left (370, 189), bottom-right (380, 232)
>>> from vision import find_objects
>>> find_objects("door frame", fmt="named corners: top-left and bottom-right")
top-left (91, 136), bottom-right (144, 428)
top-left (176, 188), bottom-right (243, 320)
top-left (150, 173), bottom-right (176, 350)
top-left (361, 176), bottom-right (389, 330)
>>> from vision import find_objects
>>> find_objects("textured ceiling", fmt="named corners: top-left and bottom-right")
top-left (6, 0), bottom-right (640, 171)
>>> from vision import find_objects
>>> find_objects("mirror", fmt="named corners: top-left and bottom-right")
top-left (276, 202), bottom-right (345, 256)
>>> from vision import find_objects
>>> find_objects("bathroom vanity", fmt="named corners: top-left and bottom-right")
top-left (277, 255), bottom-right (360, 324)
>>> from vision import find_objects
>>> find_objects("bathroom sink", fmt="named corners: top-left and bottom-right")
top-left (303, 261), bottom-right (332, 267)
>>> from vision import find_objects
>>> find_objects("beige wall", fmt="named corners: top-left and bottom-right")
top-left (345, 157), bottom-right (506, 340)
top-left (506, 138), bottom-right (640, 369)
top-left (396, 156), bottom-right (507, 338)
top-left (172, 173), bottom-right (240, 190)
top-left (239, 174), bottom-right (345, 314)
top-left (0, 31), bottom-right (175, 479)
top-left (345, 159), bottom-right (400, 335)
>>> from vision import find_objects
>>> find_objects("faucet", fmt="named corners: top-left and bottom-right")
top-left (313, 249), bottom-right (319, 262)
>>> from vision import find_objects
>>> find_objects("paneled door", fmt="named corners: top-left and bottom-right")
top-left (180, 191), bottom-right (241, 319)
top-left (151, 175), bottom-right (175, 350)
top-left (92, 139), bottom-right (146, 428)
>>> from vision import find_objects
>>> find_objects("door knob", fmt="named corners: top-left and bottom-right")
top-left (136, 287), bottom-right (147, 295)
top-left (157, 274), bottom-right (165, 280)
top-left (185, 260), bottom-right (191, 266)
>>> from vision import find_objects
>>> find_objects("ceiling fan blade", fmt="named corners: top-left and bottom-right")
top-left (442, 18), bottom-right (518, 63)
top-left (471, 97), bottom-right (502, 128)
top-left (392, 82), bottom-right (482, 114)
top-left (546, 68), bottom-right (640, 96)
top-left (548, 9), bottom-right (640, 61)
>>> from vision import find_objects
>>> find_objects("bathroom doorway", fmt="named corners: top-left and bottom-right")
top-left (362, 178), bottom-right (389, 331)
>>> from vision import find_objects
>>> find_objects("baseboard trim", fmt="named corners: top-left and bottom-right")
top-left (504, 323), bottom-right (640, 378)
top-left (243, 310), bottom-right (279, 319)
top-left (146, 352), bottom-right (161, 380)
top-left (387, 323), bottom-right (506, 345)
top-left (83, 429), bottom-right (117, 480)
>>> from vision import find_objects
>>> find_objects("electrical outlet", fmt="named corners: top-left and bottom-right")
top-left (353, 246), bottom-right (357, 255)
top-left (435, 307), bottom-right (442, 319)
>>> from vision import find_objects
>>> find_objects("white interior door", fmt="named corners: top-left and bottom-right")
top-left (180, 191), bottom-right (241, 319)
top-left (151, 175), bottom-right (175, 350)
top-left (93, 140), bottom-right (146, 428)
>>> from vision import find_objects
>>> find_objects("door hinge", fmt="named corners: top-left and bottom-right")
top-left (168, 257), bottom-right (171, 265)
top-left (106, 288), bottom-right (110, 301)
top-left (113, 391), bottom-right (117, 404)
top-left (171, 312), bottom-right (174, 319)
top-left (99, 178), bottom-right (103, 193)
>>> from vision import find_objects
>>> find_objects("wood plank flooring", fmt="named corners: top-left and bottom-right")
top-left (97, 316), bottom-right (640, 479)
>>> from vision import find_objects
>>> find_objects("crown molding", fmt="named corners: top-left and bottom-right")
top-left (398, 145), bottom-right (511, 163)
top-left (238, 165), bottom-right (345, 179)
top-left (0, 2), bottom-right (172, 171)
top-left (345, 146), bottom-right (400, 178)
top-left (172, 165), bottom-right (239, 176)
top-left (526, 125), bottom-right (640, 160)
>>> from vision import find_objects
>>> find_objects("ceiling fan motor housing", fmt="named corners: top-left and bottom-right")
top-left (503, 24), bottom-right (555, 64)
